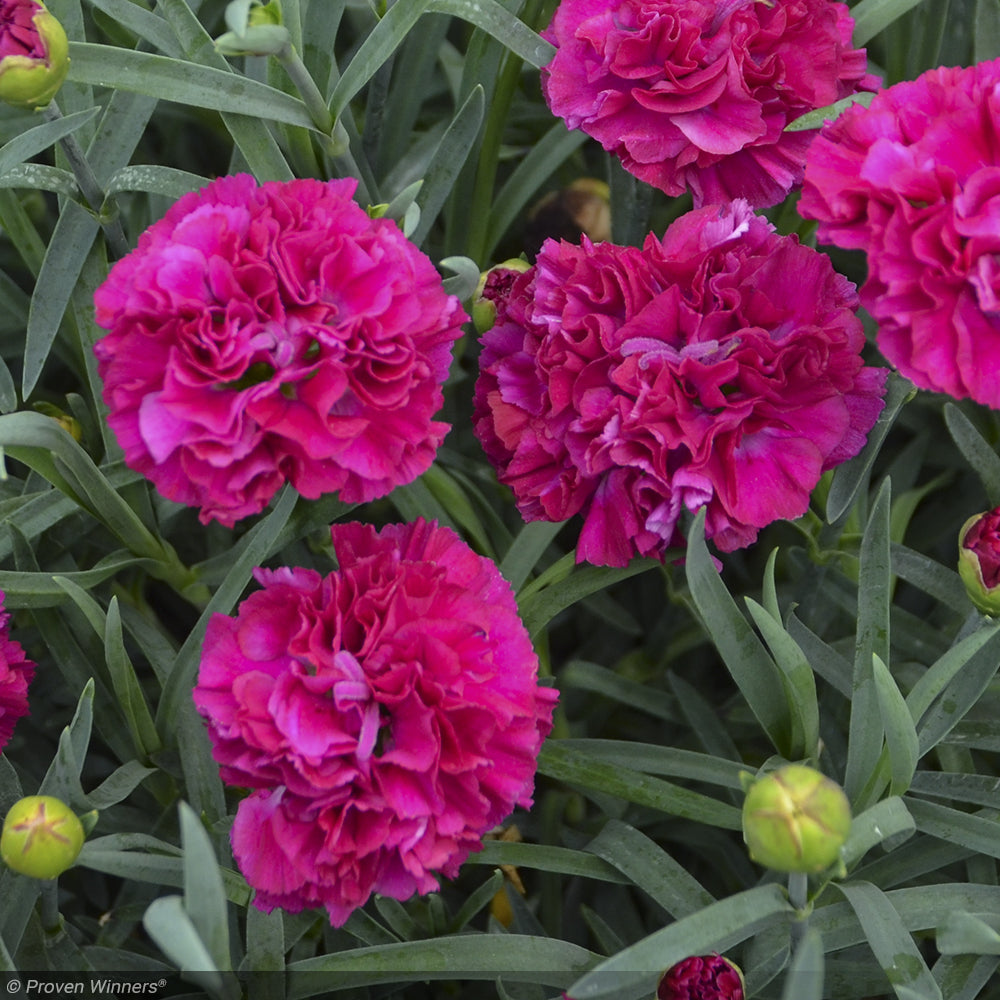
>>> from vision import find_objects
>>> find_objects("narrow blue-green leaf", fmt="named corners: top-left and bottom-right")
top-left (328, 2), bottom-right (432, 124)
top-left (485, 123), bottom-right (587, 261)
top-left (440, 254), bottom-right (482, 300)
top-left (668, 671), bottom-right (743, 762)
top-left (418, 460), bottom-right (494, 558)
top-left (104, 164), bottom-right (208, 199)
top-left (784, 92), bottom-right (876, 131)
top-left (891, 543), bottom-right (971, 616)
top-left (520, 557), bottom-right (660, 638)
top-left (944, 403), bottom-right (1000, 507)
top-left (0, 107), bottom-right (99, 178)
top-left (447, 870), bottom-right (501, 935)
top-left (872, 654), bottom-right (919, 796)
top-left (586, 819), bottom-right (715, 919)
top-left (563, 738), bottom-right (745, 789)
top-left (685, 508), bottom-right (791, 754)
top-left (906, 799), bottom-right (1000, 860)
top-left (105, 597), bottom-right (162, 759)
top-left (850, 0), bottom-right (928, 46)
top-left (937, 912), bottom-right (1000, 956)
top-left (245, 906), bottom-right (285, 988)
top-left (87, 0), bottom-right (182, 55)
top-left (568, 885), bottom-right (792, 1000)
top-left (411, 85), bottom-right (485, 245)
top-left (912, 622), bottom-right (1000, 755)
top-left (428, 0), bottom-right (554, 68)
top-left (909, 770), bottom-right (1000, 809)
top-left (179, 801), bottom-right (231, 973)
top-left (85, 761), bottom-right (156, 810)
top-left (846, 477), bottom-right (891, 806)
top-left (538, 741), bottom-right (742, 829)
top-left (786, 613), bottom-right (853, 697)
top-left (22, 200), bottom-right (99, 399)
top-left (286, 936), bottom-right (600, 994)
top-left (67, 43), bottom-right (315, 129)
top-left (38, 679), bottom-right (94, 805)
top-left (932, 955), bottom-right (1000, 1000)
top-left (841, 796), bottom-right (915, 868)
top-left (976, 0), bottom-right (1000, 61)
top-left (0, 357), bottom-right (13, 412)
top-left (156, 487), bottom-right (297, 732)
top-left (2, 555), bottom-right (146, 606)
top-left (561, 661), bottom-right (677, 723)
top-left (745, 596), bottom-right (819, 759)
top-left (827, 372), bottom-right (914, 523)
top-left (76, 840), bottom-right (251, 904)
top-left (501, 520), bottom-right (565, 591)
top-left (470, 839), bottom-right (628, 884)
top-left (0, 163), bottom-right (77, 196)
top-left (0, 413), bottom-right (166, 561)
top-left (781, 927), bottom-right (824, 1000)
top-left (143, 896), bottom-right (227, 997)
top-left (837, 881), bottom-right (942, 1000)
top-left (907, 619), bottom-right (1000, 719)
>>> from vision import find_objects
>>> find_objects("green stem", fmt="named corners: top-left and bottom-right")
top-left (39, 878), bottom-right (61, 932)
top-left (788, 871), bottom-right (810, 950)
top-left (44, 101), bottom-right (129, 260)
top-left (274, 41), bottom-right (374, 204)
top-left (275, 40), bottom-right (334, 135)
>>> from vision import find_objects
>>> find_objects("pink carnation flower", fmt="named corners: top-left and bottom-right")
top-left (800, 59), bottom-right (1000, 408)
top-left (0, 591), bottom-right (35, 751)
top-left (193, 519), bottom-right (558, 926)
top-left (94, 175), bottom-right (467, 526)
top-left (541, 0), bottom-right (878, 208)
top-left (473, 201), bottom-right (887, 565)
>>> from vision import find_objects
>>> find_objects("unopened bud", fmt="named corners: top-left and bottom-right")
top-left (472, 258), bottom-right (530, 334)
top-left (1, 795), bottom-right (85, 879)
top-left (657, 954), bottom-right (745, 1000)
top-left (741, 764), bottom-right (851, 873)
top-left (958, 507), bottom-right (1000, 615)
top-left (0, 0), bottom-right (69, 111)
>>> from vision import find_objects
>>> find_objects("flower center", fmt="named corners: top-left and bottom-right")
top-left (331, 650), bottom-right (382, 763)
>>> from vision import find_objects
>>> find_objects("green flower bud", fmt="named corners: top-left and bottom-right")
top-left (741, 764), bottom-right (851, 874)
top-left (247, 1), bottom-right (281, 27)
top-left (958, 508), bottom-right (1000, 615)
top-left (1, 795), bottom-right (85, 879)
top-left (472, 258), bottom-right (530, 334)
top-left (217, 0), bottom-right (287, 56)
top-left (0, 0), bottom-right (69, 111)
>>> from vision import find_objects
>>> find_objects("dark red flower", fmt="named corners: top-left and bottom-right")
top-left (541, 0), bottom-right (877, 208)
top-left (0, 591), bottom-right (34, 751)
top-left (473, 201), bottom-right (886, 565)
top-left (657, 954), bottom-right (745, 1000)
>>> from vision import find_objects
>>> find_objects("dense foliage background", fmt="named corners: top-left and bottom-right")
top-left (3, 0), bottom-right (1000, 998)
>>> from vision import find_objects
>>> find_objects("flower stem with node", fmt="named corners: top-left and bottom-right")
top-left (272, 41), bottom-right (373, 204)
top-left (788, 870), bottom-right (810, 949)
top-left (43, 100), bottom-right (129, 259)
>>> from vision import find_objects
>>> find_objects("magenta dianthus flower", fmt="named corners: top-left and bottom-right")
top-left (94, 175), bottom-right (467, 526)
top-left (193, 519), bottom-right (558, 926)
top-left (800, 59), bottom-right (1000, 409)
top-left (541, 0), bottom-right (877, 208)
top-left (0, 591), bottom-right (35, 751)
top-left (473, 201), bottom-right (887, 565)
